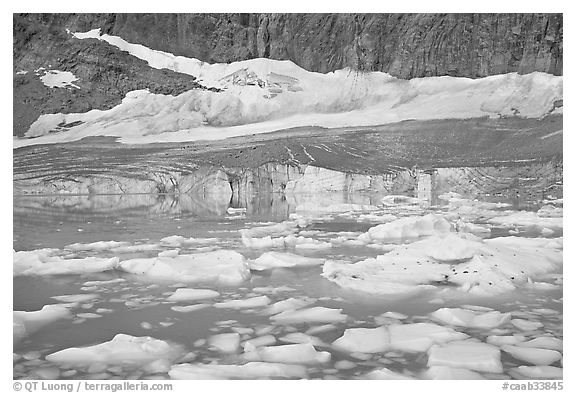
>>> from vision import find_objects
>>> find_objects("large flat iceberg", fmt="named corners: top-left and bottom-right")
top-left (118, 250), bottom-right (250, 285)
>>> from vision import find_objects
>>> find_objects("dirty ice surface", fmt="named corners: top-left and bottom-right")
top-left (13, 191), bottom-right (562, 380)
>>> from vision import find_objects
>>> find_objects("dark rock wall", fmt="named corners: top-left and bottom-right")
top-left (18, 13), bottom-right (562, 78)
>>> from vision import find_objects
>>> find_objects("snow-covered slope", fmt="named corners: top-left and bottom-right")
top-left (14, 29), bottom-right (563, 148)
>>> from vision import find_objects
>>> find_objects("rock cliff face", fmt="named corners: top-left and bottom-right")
top-left (17, 13), bottom-right (561, 78)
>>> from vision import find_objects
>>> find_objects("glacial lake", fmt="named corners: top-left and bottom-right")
top-left (13, 191), bottom-right (563, 380)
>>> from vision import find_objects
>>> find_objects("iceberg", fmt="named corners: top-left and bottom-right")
top-left (427, 341), bottom-right (503, 373)
top-left (45, 334), bottom-right (186, 372)
top-left (165, 288), bottom-right (220, 302)
top-left (14, 304), bottom-right (72, 343)
top-left (250, 252), bottom-right (325, 271)
top-left (14, 249), bottom-right (119, 276)
top-left (119, 250), bottom-right (250, 285)
top-left (242, 343), bottom-right (331, 365)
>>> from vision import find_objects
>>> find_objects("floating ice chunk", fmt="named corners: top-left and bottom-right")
top-left (112, 244), bottom-right (162, 253)
top-left (537, 205), bottom-right (563, 218)
top-left (296, 203), bottom-right (378, 215)
top-left (242, 343), bottom-right (331, 365)
top-left (76, 313), bottom-right (102, 319)
top-left (45, 334), bottom-right (185, 370)
top-left (208, 333), bottom-right (240, 354)
top-left (517, 337), bottom-right (562, 351)
top-left (241, 221), bottom-right (298, 239)
top-left (279, 332), bottom-right (325, 347)
top-left (171, 304), bottom-right (210, 313)
top-left (381, 195), bottom-right (421, 206)
top-left (380, 311), bottom-right (408, 320)
top-left (14, 249), bottom-right (119, 276)
top-left (165, 288), bottom-right (220, 302)
top-left (52, 294), bottom-right (99, 303)
top-left (14, 304), bottom-right (72, 343)
top-left (82, 278), bottom-right (125, 286)
top-left (488, 212), bottom-right (562, 229)
top-left (423, 366), bottom-right (484, 379)
top-left (306, 324), bottom-right (337, 335)
top-left (427, 341), bottom-right (503, 373)
top-left (158, 249), bottom-right (180, 258)
top-left (160, 235), bottom-right (218, 247)
top-left (508, 365), bottom-right (562, 379)
top-left (359, 214), bottom-right (453, 243)
top-left (501, 345), bottom-right (561, 366)
top-left (332, 327), bottom-right (389, 353)
top-left (270, 307), bottom-right (347, 324)
top-left (65, 241), bottom-right (130, 251)
top-left (119, 250), bottom-right (250, 285)
top-left (264, 298), bottom-right (311, 315)
top-left (250, 252), bottom-right (325, 271)
top-left (511, 319), bottom-right (543, 331)
top-left (363, 367), bottom-right (414, 380)
top-left (169, 362), bottom-right (308, 379)
top-left (430, 308), bottom-right (511, 329)
top-left (243, 335), bottom-right (277, 351)
top-left (486, 335), bottom-right (527, 346)
top-left (388, 323), bottom-right (468, 353)
top-left (213, 296), bottom-right (271, 309)
top-left (252, 286), bottom-right (296, 294)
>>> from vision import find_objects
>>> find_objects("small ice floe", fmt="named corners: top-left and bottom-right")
top-left (119, 250), bottom-right (250, 285)
top-left (160, 235), bottom-right (218, 247)
top-left (427, 341), bottom-right (503, 373)
top-left (76, 313), bottom-right (102, 319)
top-left (171, 304), bottom-right (210, 313)
top-left (208, 333), bottom-right (240, 353)
top-left (14, 249), bottom-right (119, 276)
top-left (157, 249), bottom-right (180, 258)
top-left (486, 335), bottom-right (527, 346)
top-left (82, 278), bottom-right (125, 286)
top-left (64, 241), bottom-right (130, 251)
top-left (263, 298), bottom-right (312, 315)
top-left (112, 244), bottom-right (161, 253)
top-left (332, 322), bottom-right (467, 354)
top-left (250, 252), bottom-right (325, 271)
top-left (243, 335), bottom-right (277, 351)
top-left (51, 294), bottom-right (99, 303)
top-left (242, 343), bottom-right (331, 365)
top-left (45, 334), bottom-right (186, 373)
top-left (270, 307), bottom-right (347, 324)
top-left (517, 337), bottom-right (562, 351)
top-left (508, 365), bottom-right (562, 379)
top-left (14, 304), bottom-right (72, 343)
top-left (252, 286), bottom-right (296, 294)
top-left (213, 296), bottom-right (271, 309)
top-left (279, 332), bottom-right (325, 347)
top-left (306, 324), bottom-right (337, 335)
top-left (241, 221), bottom-right (299, 239)
top-left (487, 212), bottom-right (562, 230)
top-left (169, 362), bottom-right (308, 379)
top-left (358, 214), bottom-right (452, 243)
top-left (381, 195), bottom-right (421, 206)
top-left (501, 345), bottom-right (561, 366)
top-left (332, 327), bottom-right (389, 353)
top-left (510, 319), bottom-right (543, 331)
top-left (422, 366), bottom-right (484, 380)
top-left (165, 288), bottom-right (220, 302)
top-left (363, 367), bottom-right (414, 380)
top-left (430, 308), bottom-right (511, 329)
top-left (16, 70), bottom-right (28, 75)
